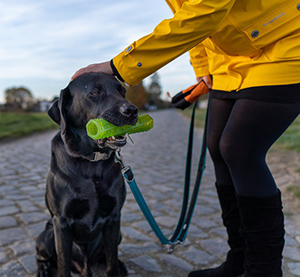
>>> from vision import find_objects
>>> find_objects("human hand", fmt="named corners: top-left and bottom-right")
top-left (196, 75), bottom-right (212, 89)
top-left (170, 78), bottom-right (210, 110)
top-left (71, 61), bottom-right (113, 81)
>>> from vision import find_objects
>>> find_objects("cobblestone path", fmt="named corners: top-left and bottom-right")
top-left (0, 109), bottom-right (299, 276)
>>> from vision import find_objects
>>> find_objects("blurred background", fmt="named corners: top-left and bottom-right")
top-left (0, 0), bottom-right (198, 107)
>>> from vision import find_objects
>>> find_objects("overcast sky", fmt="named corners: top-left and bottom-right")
top-left (0, 0), bottom-right (197, 103)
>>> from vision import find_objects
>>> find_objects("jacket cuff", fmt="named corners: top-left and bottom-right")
top-left (110, 59), bottom-right (124, 82)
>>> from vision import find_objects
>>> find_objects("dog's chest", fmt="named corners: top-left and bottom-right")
top-left (92, 175), bottom-right (108, 194)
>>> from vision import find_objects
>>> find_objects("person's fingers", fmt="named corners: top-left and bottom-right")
top-left (71, 62), bottom-right (113, 81)
top-left (203, 75), bottom-right (212, 89)
top-left (71, 67), bottom-right (88, 81)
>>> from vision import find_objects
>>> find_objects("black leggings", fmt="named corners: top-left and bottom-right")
top-left (207, 98), bottom-right (300, 197)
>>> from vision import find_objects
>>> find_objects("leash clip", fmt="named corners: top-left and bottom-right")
top-left (115, 150), bottom-right (125, 168)
top-left (166, 240), bottom-right (184, 254)
top-left (122, 166), bottom-right (135, 183)
top-left (115, 150), bottom-right (135, 183)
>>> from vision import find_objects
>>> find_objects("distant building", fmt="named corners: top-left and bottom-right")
top-left (38, 100), bottom-right (53, 113)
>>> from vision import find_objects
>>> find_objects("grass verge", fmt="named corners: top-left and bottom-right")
top-left (0, 112), bottom-right (58, 140)
top-left (287, 186), bottom-right (300, 203)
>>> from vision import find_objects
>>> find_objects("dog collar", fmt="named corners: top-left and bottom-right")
top-left (90, 151), bottom-right (110, 162)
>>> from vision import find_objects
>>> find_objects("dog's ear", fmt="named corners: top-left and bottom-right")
top-left (48, 86), bottom-right (72, 135)
top-left (58, 86), bottom-right (72, 135)
top-left (47, 100), bottom-right (60, 125)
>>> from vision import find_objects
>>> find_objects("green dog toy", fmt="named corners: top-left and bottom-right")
top-left (86, 114), bottom-right (153, 140)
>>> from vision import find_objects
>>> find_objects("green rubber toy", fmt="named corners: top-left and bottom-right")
top-left (86, 114), bottom-right (153, 140)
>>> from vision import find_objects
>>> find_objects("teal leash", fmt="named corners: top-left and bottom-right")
top-left (115, 100), bottom-right (209, 253)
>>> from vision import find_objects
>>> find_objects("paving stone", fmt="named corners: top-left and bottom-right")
top-left (283, 246), bottom-right (300, 261)
top-left (129, 255), bottom-right (162, 272)
top-left (9, 239), bottom-right (36, 257)
top-left (122, 213), bottom-right (143, 223)
top-left (187, 224), bottom-right (209, 239)
top-left (121, 226), bottom-right (152, 241)
top-left (0, 261), bottom-right (27, 277)
top-left (210, 227), bottom-right (227, 238)
top-left (17, 200), bottom-right (41, 213)
top-left (120, 242), bottom-right (161, 255)
top-left (194, 204), bottom-right (216, 216)
top-left (131, 220), bottom-right (153, 233)
top-left (0, 205), bottom-right (20, 217)
top-left (285, 234), bottom-right (299, 246)
top-left (0, 227), bottom-right (27, 246)
top-left (155, 216), bottom-right (178, 228)
top-left (193, 217), bottom-right (219, 229)
top-left (199, 238), bottom-right (229, 258)
top-left (288, 263), bottom-right (300, 276)
top-left (0, 216), bottom-right (18, 228)
top-left (286, 224), bottom-right (300, 236)
top-left (0, 247), bottom-right (8, 263)
top-left (19, 254), bottom-right (37, 274)
top-left (32, 197), bottom-right (47, 208)
top-left (17, 212), bottom-right (49, 224)
top-left (5, 195), bottom-right (28, 201)
top-left (180, 246), bottom-right (217, 266)
top-left (27, 190), bottom-right (46, 197)
top-left (159, 253), bottom-right (193, 272)
top-left (0, 199), bottom-right (14, 207)
top-left (25, 221), bottom-right (47, 238)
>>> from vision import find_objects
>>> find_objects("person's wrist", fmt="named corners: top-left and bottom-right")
top-left (110, 59), bottom-right (124, 82)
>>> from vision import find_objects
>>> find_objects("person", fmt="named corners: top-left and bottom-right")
top-left (72, 0), bottom-right (300, 276)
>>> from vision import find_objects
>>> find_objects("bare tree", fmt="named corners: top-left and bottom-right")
top-left (5, 87), bottom-right (35, 110)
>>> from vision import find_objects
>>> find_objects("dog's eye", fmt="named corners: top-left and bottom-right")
top-left (91, 89), bottom-right (100, 96)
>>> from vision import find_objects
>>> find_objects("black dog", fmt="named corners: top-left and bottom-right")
top-left (36, 73), bottom-right (138, 277)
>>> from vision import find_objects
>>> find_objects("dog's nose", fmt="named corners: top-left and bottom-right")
top-left (120, 104), bottom-right (138, 118)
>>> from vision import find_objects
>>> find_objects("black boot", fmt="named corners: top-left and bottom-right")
top-left (237, 190), bottom-right (285, 277)
top-left (188, 184), bottom-right (245, 277)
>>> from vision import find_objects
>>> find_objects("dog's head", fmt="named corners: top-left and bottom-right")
top-left (48, 73), bottom-right (138, 159)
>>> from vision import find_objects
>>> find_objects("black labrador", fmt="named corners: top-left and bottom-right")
top-left (36, 73), bottom-right (138, 277)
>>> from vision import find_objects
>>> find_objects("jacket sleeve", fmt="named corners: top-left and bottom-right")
top-left (189, 42), bottom-right (210, 77)
top-left (112, 0), bottom-right (235, 86)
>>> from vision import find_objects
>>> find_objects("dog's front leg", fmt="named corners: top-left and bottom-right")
top-left (53, 216), bottom-right (73, 277)
top-left (103, 218), bottom-right (123, 277)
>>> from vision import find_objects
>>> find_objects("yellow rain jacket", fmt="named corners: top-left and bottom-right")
top-left (112, 0), bottom-right (300, 91)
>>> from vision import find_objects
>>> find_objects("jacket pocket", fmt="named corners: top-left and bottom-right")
top-left (243, 0), bottom-right (300, 50)
top-left (210, 0), bottom-right (300, 57)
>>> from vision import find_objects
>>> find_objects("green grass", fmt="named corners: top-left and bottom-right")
top-left (181, 107), bottom-right (300, 152)
top-left (0, 112), bottom-right (58, 140)
top-left (273, 117), bottom-right (300, 152)
top-left (287, 186), bottom-right (300, 201)
top-left (181, 107), bottom-right (207, 128)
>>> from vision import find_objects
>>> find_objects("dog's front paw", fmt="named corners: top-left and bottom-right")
top-left (106, 260), bottom-right (128, 277)
top-left (118, 259), bottom-right (128, 277)
top-left (36, 260), bottom-right (52, 277)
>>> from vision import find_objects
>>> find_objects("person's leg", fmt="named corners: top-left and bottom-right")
top-left (189, 98), bottom-right (245, 277)
top-left (219, 99), bottom-right (300, 197)
top-left (219, 99), bottom-right (300, 276)
top-left (206, 98), bottom-right (235, 186)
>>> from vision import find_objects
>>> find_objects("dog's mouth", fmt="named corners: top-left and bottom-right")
top-left (97, 135), bottom-right (127, 149)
